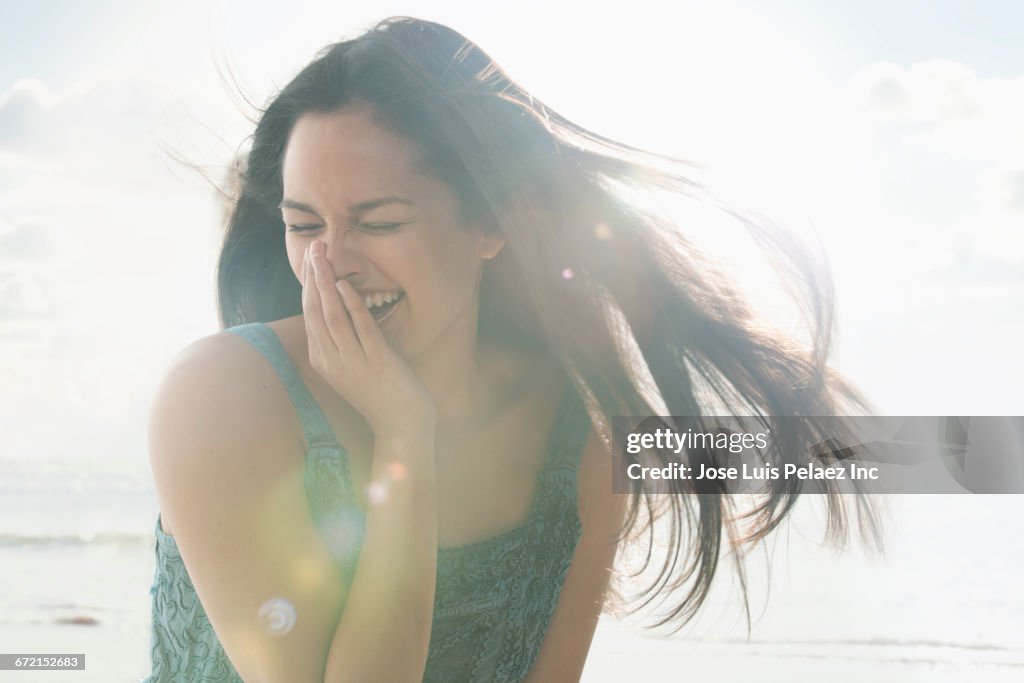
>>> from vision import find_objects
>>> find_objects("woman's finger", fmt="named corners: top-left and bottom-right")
top-left (301, 246), bottom-right (319, 357)
top-left (335, 280), bottom-right (387, 363)
top-left (311, 242), bottom-right (364, 362)
top-left (303, 244), bottom-right (337, 363)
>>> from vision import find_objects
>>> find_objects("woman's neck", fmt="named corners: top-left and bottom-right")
top-left (410, 332), bottom-right (510, 435)
top-left (283, 314), bottom-right (526, 438)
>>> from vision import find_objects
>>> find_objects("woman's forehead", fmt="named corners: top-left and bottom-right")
top-left (285, 110), bottom-right (416, 178)
top-left (281, 110), bottom-right (430, 210)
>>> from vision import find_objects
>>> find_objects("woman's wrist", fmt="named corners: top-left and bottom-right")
top-left (373, 417), bottom-right (437, 454)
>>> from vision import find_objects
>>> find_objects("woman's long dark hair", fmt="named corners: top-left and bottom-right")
top-left (215, 16), bottom-right (882, 634)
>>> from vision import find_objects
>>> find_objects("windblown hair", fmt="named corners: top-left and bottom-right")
top-left (216, 16), bottom-right (882, 633)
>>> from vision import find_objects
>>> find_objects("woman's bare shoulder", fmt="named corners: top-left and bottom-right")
top-left (150, 326), bottom-right (306, 459)
top-left (163, 318), bottom-right (304, 400)
top-left (158, 330), bottom-right (284, 409)
top-left (149, 325), bottom-right (307, 536)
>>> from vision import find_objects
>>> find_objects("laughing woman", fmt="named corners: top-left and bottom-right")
top-left (145, 16), bottom-right (880, 683)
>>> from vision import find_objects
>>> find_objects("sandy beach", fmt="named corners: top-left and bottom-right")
top-left (2, 459), bottom-right (1021, 682)
top-left (3, 610), bottom-right (1021, 682)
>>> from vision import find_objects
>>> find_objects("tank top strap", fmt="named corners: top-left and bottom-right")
top-left (543, 381), bottom-right (592, 473)
top-left (225, 322), bottom-right (341, 452)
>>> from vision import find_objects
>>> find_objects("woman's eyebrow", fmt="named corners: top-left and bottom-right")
top-left (277, 196), bottom-right (416, 217)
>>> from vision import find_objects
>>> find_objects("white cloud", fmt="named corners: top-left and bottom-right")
top-left (845, 59), bottom-right (1024, 165)
top-left (835, 59), bottom-right (1024, 268)
top-left (848, 60), bottom-right (984, 123)
top-left (0, 73), bottom-right (225, 460)
top-left (0, 268), bottom-right (58, 320)
top-left (977, 165), bottom-right (1024, 213)
top-left (0, 223), bottom-right (53, 259)
top-left (0, 73), bottom-right (167, 161)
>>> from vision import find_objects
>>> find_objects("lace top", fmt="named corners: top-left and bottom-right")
top-left (144, 322), bottom-right (592, 682)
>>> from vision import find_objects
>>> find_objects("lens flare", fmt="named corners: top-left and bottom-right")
top-left (387, 462), bottom-right (408, 480)
top-left (258, 598), bottom-right (296, 636)
top-left (367, 480), bottom-right (389, 505)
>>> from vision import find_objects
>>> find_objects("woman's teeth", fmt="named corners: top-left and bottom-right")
top-left (364, 291), bottom-right (402, 309)
top-left (366, 291), bottom-right (404, 321)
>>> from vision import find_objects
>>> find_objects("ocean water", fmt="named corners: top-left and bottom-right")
top-left (0, 457), bottom-right (158, 681)
top-left (1, 456), bottom-right (1022, 682)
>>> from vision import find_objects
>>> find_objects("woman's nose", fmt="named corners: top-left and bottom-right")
top-left (317, 234), bottom-right (361, 279)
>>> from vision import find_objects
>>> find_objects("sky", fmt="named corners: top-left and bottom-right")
top-left (1, 0), bottom-right (1022, 465)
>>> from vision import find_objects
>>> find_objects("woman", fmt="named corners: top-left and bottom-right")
top-left (146, 16), bottom-right (880, 682)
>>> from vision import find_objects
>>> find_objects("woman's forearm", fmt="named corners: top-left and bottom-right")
top-left (323, 423), bottom-right (438, 683)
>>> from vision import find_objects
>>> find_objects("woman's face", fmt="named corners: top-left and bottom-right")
top-left (280, 107), bottom-right (504, 359)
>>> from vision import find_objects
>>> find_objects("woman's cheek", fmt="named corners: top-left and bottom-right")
top-left (285, 243), bottom-right (305, 284)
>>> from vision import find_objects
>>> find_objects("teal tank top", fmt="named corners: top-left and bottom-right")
top-left (144, 322), bottom-right (592, 682)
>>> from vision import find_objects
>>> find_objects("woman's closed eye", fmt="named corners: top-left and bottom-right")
top-left (286, 223), bottom-right (405, 234)
top-left (286, 224), bottom-right (322, 233)
top-left (359, 223), bottom-right (404, 233)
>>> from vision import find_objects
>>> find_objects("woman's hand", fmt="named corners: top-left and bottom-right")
top-left (302, 239), bottom-right (436, 438)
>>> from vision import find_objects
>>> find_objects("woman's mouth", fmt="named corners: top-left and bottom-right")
top-left (366, 291), bottom-right (404, 324)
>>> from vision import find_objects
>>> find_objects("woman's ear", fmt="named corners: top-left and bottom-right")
top-left (478, 229), bottom-right (506, 260)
